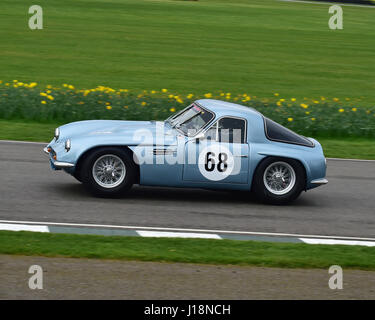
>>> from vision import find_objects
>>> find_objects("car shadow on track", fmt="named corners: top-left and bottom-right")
top-left (52, 182), bottom-right (319, 207)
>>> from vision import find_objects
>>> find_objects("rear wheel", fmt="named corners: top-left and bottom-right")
top-left (252, 157), bottom-right (305, 204)
top-left (81, 147), bottom-right (136, 197)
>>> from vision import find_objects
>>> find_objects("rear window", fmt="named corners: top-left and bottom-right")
top-left (264, 118), bottom-right (314, 147)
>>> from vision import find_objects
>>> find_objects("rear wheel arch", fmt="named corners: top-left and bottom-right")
top-left (251, 156), bottom-right (307, 204)
top-left (251, 155), bottom-right (307, 190)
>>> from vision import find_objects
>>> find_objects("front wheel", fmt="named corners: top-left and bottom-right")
top-left (81, 147), bottom-right (136, 197)
top-left (252, 157), bottom-right (305, 205)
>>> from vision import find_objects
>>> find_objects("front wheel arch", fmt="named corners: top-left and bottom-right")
top-left (74, 145), bottom-right (140, 184)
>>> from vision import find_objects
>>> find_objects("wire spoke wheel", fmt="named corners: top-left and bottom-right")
top-left (263, 161), bottom-right (296, 195)
top-left (92, 154), bottom-right (126, 188)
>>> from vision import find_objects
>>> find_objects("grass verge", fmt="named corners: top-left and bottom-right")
top-left (1, 0), bottom-right (375, 103)
top-left (1, 120), bottom-right (374, 159)
top-left (1, 230), bottom-right (375, 270)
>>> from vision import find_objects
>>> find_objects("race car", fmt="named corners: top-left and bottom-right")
top-left (43, 99), bottom-right (327, 204)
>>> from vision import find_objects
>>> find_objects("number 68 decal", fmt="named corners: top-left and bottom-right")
top-left (198, 145), bottom-right (234, 181)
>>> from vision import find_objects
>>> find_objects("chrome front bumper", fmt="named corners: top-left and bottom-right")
top-left (310, 178), bottom-right (328, 185)
top-left (43, 146), bottom-right (74, 168)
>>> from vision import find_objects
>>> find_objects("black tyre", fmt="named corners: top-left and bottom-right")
top-left (81, 147), bottom-right (136, 197)
top-left (252, 157), bottom-right (305, 205)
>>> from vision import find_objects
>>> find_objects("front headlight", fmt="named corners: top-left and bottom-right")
top-left (54, 128), bottom-right (60, 141)
top-left (65, 139), bottom-right (71, 152)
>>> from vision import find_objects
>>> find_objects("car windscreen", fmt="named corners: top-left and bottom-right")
top-left (264, 118), bottom-right (314, 147)
top-left (169, 104), bottom-right (214, 136)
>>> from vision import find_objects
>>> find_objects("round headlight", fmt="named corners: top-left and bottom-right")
top-left (54, 128), bottom-right (60, 141)
top-left (65, 139), bottom-right (71, 152)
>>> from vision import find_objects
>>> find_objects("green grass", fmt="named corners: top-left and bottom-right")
top-left (1, 119), bottom-right (374, 159)
top-left (1, 230), bottom-right (375, 270)
top-left (1, 0), bottom-right (375, 104)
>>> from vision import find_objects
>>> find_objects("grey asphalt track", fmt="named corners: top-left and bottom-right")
top-left (0, 141), bottom-right (374, 238)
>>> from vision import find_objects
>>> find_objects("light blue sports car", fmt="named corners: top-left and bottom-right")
top-left (43, 99), bottom-right (327, 204)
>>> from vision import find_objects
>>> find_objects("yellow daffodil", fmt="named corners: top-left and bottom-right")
top-left (339, 108), bottom-right (344, 113)
top-left (351, 107), bottom-right (357, 112)
top-left (106, 106), bottom-right (112, 110)
top-left (311, 118), bottom-right (316, 121)
top-left (162, 89), bottom-right (168, 93)
top-left (170, 108), bottom-right (176, 112)
top-left (287, 117), bottom-right (293, 122)
top-left (291, 98), bottom-right (296, 102)
top-left (41, 100), bottom-right (46, 104)
top-left (141, 101), bottom-right (147, 106)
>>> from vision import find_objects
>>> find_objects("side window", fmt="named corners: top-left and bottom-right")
top-left (205, 118), bottom-right (246, 143)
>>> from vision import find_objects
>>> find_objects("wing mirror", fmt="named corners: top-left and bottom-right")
top-left (194, 132), bottom-right (205, 143)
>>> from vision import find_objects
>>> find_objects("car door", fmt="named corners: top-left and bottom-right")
top-left (183, 116), bottom-right (249, 185)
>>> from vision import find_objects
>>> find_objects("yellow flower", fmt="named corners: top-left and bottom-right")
top-left (287, 117), bottom-right (293, 122)
top-left (351, 107), bottom-right (357, 112)
top-left (151, 90), bottom-right (156, 94)
top-left (333, 98), bottom-right (339, 102)
top-left (187, 94), bottom-right (194, 99)
top-left (305, 111), bottom-right (310, 115)
top-left (105, 102), bottom-right (110, 105)
top-left (311, 117), bottom-right (316, 121)
top-left (47, 95), bottom-right (54, 101)
top-left (300, 103), bottom-right (308, 109)
top-left (313, 100), bottom-right (319, 104)
top-left (168, 94), bottom-right (174, 99)
top-left (162, 89), bottom-right (168, 93)
top-left (291, 98), bottom-right (296, 102)
top-left (41, 100), bottom-right (47, 104)
top-left (40, 92), bottom-right (47, 97)
top-left (204, 93), bottom-right (212, 98)
top-left (106, 106), bottom-right (112, 110)
top-left (276, 101), bottom-right (282, 106)
top-left (339, 108), bottom-right (344, 113)
top-left (124, 106), bottom-right (128, 109)
top-left (68, 85), bottom-right (74, 90)
top-left (280, 98), bottom-right (285, 102)
top-left (141, 101), bottom-right (147, 106)
top-left (29, 82), bottom-right (37, 88)
top-left (274, 93), bottom-right (279, 97)
top-left (170, 108), bottom-right (176, 112)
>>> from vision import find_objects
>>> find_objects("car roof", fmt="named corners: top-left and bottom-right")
top-left (196, 99), bottom-right (262, 119)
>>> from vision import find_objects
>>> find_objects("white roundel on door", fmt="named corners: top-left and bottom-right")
top-left (198, 144), bottom-right (235, 181)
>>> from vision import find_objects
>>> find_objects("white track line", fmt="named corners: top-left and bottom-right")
top-left (300, 238), bottom-right (375, 247)
top-left (327, 157), bottom-right (375, 162)
top-left (0, 140), bottom-right (47, 145)
top-left (279, 0), bottom-right (375, 8)
top-left (0, 219), bottom-right (374, 242)
top-left (136, 230), bottom-right (221, 239)
top-left (0, 223), bottom-right (49, 233)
